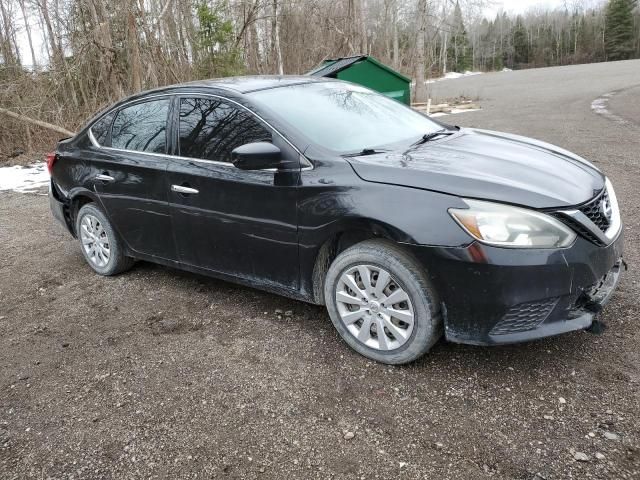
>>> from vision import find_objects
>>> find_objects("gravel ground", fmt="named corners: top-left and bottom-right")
top-left (1, 60), bottom-right (640, 479)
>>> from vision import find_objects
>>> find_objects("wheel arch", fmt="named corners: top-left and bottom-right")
top-left (67, 188), bottom-right (101, 237)
top-left (309, 218), bottom-right (416, 305)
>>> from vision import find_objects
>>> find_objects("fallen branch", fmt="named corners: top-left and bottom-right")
top-left (0, 107), bottom-right (75, 137)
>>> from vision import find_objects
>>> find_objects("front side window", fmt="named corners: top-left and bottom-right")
top-left (179, 97), bottom-right (271, 163)
top-left (90, 111), bottom-right (115, 146)
top-left (250, 82), bottom-right (441, 153)
top-left (111, 99), bottom-right (170, 153)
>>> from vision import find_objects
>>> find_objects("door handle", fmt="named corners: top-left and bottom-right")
top-left (95, 174), bottom-right (115, 183)
top-left (171, 184), bottom-right (199, 195)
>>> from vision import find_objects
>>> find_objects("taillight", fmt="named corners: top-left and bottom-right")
top-left (46, 152), bottom-right (57, 174)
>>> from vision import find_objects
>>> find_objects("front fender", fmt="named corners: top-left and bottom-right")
top-left (297, 160), bottom-right (473, 301)
top-left (298, 180), bottom-right (472, 248)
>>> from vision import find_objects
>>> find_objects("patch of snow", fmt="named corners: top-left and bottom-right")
top-left (425, 71), bottom-right (484, 84)
top-left (444, 71), bottom-right (483, 80)
top-left (591, 92), bottom-right (614, 115)
top-left (430, 108), bottom-right (481, 118)
top-left (591, 91), bottom-right (631, 126)
top-left (0, 162), bottom-right (50, 193)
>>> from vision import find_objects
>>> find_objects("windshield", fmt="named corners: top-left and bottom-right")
top-left (250, 82), bottom-right (441, 153)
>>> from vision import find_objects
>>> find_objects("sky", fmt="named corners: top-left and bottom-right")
top-left (486, 0), bottom-right (567, 16)
top-left (484, 0), bottom-right (605, 18)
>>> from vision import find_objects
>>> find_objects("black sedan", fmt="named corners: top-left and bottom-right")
top-left (48, 76), bottom-right (624, 364)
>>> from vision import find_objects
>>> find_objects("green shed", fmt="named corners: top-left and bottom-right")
top-left (307, 55), bottom-right (411, 105)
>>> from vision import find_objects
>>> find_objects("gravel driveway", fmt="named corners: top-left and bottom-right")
top-left (1, 60), bottom-right (639, 479)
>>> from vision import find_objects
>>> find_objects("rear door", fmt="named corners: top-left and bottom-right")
top-left (166, 95), bottom-right (300, 290)
top-left (91, 97), bottom-right (176, 261)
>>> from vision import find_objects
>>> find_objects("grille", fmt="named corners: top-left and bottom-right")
top-left (579, 189), bottom-right (611, 232)
top-left (490, 298), bottom-right (559, 335)
top-left (553, 214), bottom-right (606, 246)
top-left (553, 188), bottom-right (612, 246)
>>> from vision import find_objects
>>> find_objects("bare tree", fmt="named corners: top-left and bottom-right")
top-left (18, 0), bottom-right (37, 68)
top-left (414, 0), bottom-right (428, 102)
top-left (272, 0), bottom-right (284, 74)
top-left (0, 0), bottom-right (19, 66)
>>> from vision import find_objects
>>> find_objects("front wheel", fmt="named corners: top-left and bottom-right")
top-left (76, 203), bottom-right (134, 276)
top-left (324, 240), bottom-right (442, 364)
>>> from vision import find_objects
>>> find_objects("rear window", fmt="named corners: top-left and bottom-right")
top-left (111, 99), bottom-right (170, 154)
top-left (90, 112), bottom-right (115, 146)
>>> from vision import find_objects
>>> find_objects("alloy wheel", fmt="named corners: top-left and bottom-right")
top-left (80, 214), bottom-right (111, 268)
top-left (335, 265), bottom-right (415, 351)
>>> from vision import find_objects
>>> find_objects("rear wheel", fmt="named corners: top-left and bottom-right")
top-left (76, 203), bottom-right (134, 276)
top-left (324, 240), bottom-right (442, 364)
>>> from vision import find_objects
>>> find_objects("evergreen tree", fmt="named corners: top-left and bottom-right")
top-left (448, 1), bottom-right (472, 72)
top-left (195, 2), bottom-right (244, 78)
top-left (605, 0), bottom-right (638, 60)
top-left (512, 16), bottom-right (529, 67)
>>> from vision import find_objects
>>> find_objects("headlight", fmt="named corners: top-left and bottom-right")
top-left (449, 199), bottom-right (576, 248)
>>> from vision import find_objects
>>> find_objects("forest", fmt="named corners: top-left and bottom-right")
top-left (0, 0), bottom-right (639, 158)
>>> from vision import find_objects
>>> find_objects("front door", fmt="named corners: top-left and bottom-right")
top-left (166, 96), bottom-right (300, 290)
top-left (92, 97), bottom-right (176, 261)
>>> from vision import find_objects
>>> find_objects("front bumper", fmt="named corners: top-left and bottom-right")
top-left (408, 231), bottom-right (624, 346)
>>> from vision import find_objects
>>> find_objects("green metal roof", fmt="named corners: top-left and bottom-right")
top-left (307, 55), bottom-right (411, 84)
top-left (307, 55), bottom-right (366, 77)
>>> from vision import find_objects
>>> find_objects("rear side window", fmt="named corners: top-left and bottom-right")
top-left (90, 112), bottom-right (115, 146)
top-left (178, 97), bottom-right (271, 163)
top-left (111, 99), bottom-right (170, 154)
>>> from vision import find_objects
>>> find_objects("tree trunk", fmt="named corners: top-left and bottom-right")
top-left (347, 0), bottom-right (356, 54)
top-left (272, 0), bottom-right (284, 74)
top-left (392, 1), bottom-right (399, 68)
top-left (383, 0), bottom-right (391, 61)
top-left (248, 11), bottom-right (261, 73)
top-left (25, 125), bottom-right (33, 153)
top-left (358, 0), bottom-right (367, 53)
top-left (414, 0), bottom-right (428, 103)
top-left (18, 0), bottom-right (37, 69)
top-left (34, 12), bottom-right (51, 61)
top-left (442, 32), bottom-right (448, 75)
top-left (40, 0), bottom-right (62, 64)
top-left (128, 12), bottom-right (143, 92)
top-left (0, 107), bottom-right (75, 136)
top-left (0, 0), bottom-right (17, 65)
top-left (88, 0), bottom-right (123, 100)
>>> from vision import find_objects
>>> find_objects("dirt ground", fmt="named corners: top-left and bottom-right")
top-left (1, 60), bottom-right (640, 479)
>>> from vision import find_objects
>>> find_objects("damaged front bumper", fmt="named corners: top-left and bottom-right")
top-left (407, 231), bottom-right (624, 346)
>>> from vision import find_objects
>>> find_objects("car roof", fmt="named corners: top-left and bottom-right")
top-left (179, 75), bottom-right (332, 93)
top-left (81, 75), bottom-right (336, 138)
top-left (109, 75), bottom-right (337, 110)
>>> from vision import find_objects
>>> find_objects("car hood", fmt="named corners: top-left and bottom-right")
top-left (346, 128), bottom-right (605, 209)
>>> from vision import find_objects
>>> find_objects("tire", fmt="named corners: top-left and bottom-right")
top-left (324, 239), bottom-right (442, 364)
top-left (75, 203), bottom-right (134, 276)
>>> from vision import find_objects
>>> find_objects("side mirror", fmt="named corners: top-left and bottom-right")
top-left (231, 142), bottom-right (282, 170)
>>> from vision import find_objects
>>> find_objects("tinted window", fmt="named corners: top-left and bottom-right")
top-left (90, 112), bottom-right (115, 146)
top-left (179, 98), bottom-right (271, 162)
top-left (250, 82), bottom-right (441, 153)
top-left (111, 99), bottom-right (169, 153)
